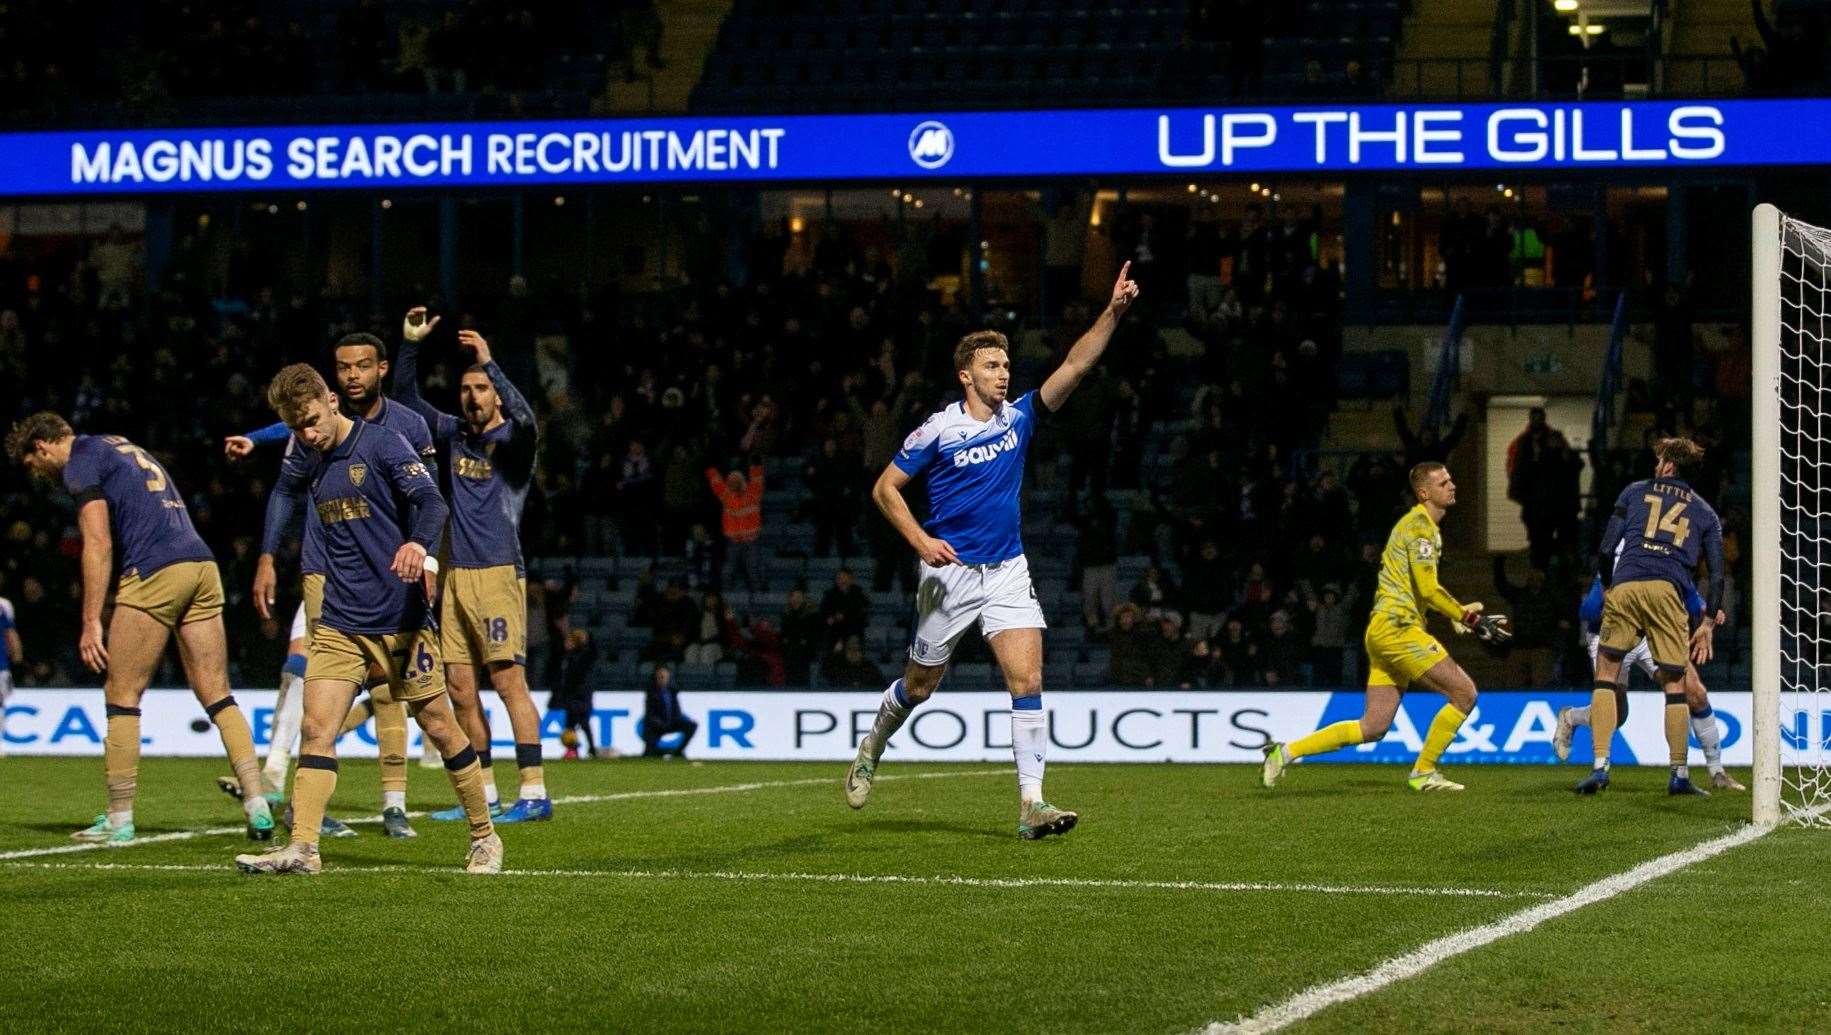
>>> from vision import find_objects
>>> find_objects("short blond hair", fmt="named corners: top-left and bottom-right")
top-left (266, 363), bottom-right (331, 423)
top-left (1409, 461), bottom-right (1446, 498)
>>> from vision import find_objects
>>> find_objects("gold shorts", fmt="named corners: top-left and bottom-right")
top-left (1363, 613), bottom-right (1450, 690)
top-left (307, 624), bottom-right (445, 703)
top-left (440, 565), bottom-right (527, 668)
top-left (1598, 580), bottom-right (1689, 674)
top-left (115, 561), bottom-right (223, 629)
top-left (301, 571), bottom-right (325, 641)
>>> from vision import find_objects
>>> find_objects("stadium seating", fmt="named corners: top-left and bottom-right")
top-left (690, 0), bottom-right (1404, 112)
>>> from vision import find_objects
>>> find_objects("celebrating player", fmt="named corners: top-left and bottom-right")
top-left (844, 261), bottom-right (1139, 839)
top-left (7, 413), bottom-right (275, 843)
top-left (1575, 437), bottom-right (1724, 796)
top-left (1553, 568), bottom-right (1743, 790)
top-left (1263, 462), bottom-right (1511, 792)
top-left (235, 365), bottom-right (500, 875)
top-left (225, 331), bottom-right (442, 838)
top-left (393, 309), bottom-right (549, 823)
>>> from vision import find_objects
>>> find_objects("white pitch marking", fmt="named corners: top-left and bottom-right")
top-left (0, 768), bottom-right (1008, 862)
top-left (0, 859), bottom-right (1552, 899)
top-left (1202, 818), bottom-right (1796, 1034)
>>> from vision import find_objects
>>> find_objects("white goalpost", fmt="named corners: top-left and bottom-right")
top-left (1751, 202), bottom-right (1831, 827)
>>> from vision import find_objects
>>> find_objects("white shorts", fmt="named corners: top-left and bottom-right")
top-left (289, 604), bottom-right (308, 645)
top-left (909, 554), bottom-right (1047, 667)
top-left (1588, 633), bottom-right (1657, 681)
top-left (0, 670), bottom-right (12, 704)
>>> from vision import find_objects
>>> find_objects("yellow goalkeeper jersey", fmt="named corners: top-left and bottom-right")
top-left (1370, 504), bottom-right (1466, 627)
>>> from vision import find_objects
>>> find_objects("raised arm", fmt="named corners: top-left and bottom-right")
top-left (1038, 261), bottom-right (1139, 412)
top-left (76, 499), bottom-right (112, 673)
top-left (394, 306), bottom-right (457, 434)
top-left (223, 421), bottom-right (292, 461)
top-left (460, 328), bottom-right (539, 482)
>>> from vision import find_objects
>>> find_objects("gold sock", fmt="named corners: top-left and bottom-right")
top-left (1590, 687), bottom-right (1619, 761)
top-left (442, 747), bottom-right (496, 839)
top-left (1414, 703), bottom-right (1469, 774)
top-left (207, 697), bottom-right (264, 804)
top-left (1664, 693), bottom-right (1691, 767)
top-left (374, 697), bottom-right (409, 795)
top-left (1286, 720), bottom-right (1365, 761)
top-left (103, 705), bottom-right (141, 818)
top-left (290, 756), bottom-right (338, 848)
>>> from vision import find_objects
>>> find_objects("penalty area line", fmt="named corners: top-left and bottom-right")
top-left (1200, 817), bottom-right (1797, 1035)
top-left (0, 859), bottom-right (1551, 899)
top-left (0, 767), bottom-right (1008, 862)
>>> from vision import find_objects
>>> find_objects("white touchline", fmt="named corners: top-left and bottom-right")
top-left (1201, 818), bottom-right (1794, 1035)
top-left (0, 768), bottom-right (1009, 862)
top-left (0, 859), bottom-right (1553, 899)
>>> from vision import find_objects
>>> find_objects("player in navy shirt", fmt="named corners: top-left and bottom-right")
top-left (394, 308), bottom-right (550, 823)
top-left (1578, 436), bottom-right (1725, 796)
top-left (234, 366), bottom-right (501, 876)
top-left (223, 331), bottom-right (439, 838)
top-left (846, 262), bottom-right (1139, 840)
top-left (8, 412), bottom-right (274, 844)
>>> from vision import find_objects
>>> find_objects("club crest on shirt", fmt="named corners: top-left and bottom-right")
top-left (349, 463), bottom-right (367, 487)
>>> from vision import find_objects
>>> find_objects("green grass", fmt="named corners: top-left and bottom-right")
top-left (0, 757), bottom-right (1818, 1033)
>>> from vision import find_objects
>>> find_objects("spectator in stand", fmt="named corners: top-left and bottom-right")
top-left (641, 664), bottom-right (698, 758)
top-left (731, 616), bottom-right (787, 687)
top-left (1129, 564), bottom-right (1179, 614)
top-left (1393, 405), bottom-right (1469, 469)
top-left (1308, 584), bottom-right (1351, 686)
top-left (1260, 609), bottom-right (1305, 687)
top-left (1073, 493), bottom-right (1120, 635)
top-left (685, 590), bottom-right (736, 667)
top-left (1146, 612), bottom-right (1186, 688)
top-left (705, 459), bottom-right (766, 592)
top-left (618, 439), bottom-right (658, 556)
top-left (819, 567), bottom-right (869, 653)
top-left (643, 579), bottom-right (698, 663)
top-left (823, 635), bottom-right (885, 689)
top-left (1532, 430), bottom-right (1584, 571)
top-left (1214, 617), bottom-right (1259, 686)
top-left (779, 586), bottom-right (821, 685)
top-left (556, 628), bottom-right (599, 759)
top-left (1507, 408), bottom-right (1560, 571)
top-left (1108, 603), bottom-right (1153, 687)
top-left (803, 437), bottom-right (861, 559)
top-left (1182, 540), bottom-right (1231, 644)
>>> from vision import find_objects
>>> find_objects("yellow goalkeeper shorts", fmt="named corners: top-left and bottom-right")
top-left (1363, 613), bottom-right (1449, 690)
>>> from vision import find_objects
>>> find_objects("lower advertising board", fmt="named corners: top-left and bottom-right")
top-left (0, 689), bottom-right (1767, 766)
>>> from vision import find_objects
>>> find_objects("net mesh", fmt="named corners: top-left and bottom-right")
top-left (1776, 214), bottom-right (1831, 825)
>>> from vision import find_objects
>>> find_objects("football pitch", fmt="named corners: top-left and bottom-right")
top-left (1, 757), bottom-right (1823, 1033)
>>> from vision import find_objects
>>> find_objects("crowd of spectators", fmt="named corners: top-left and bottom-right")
top-left (0, 186), bottom-right (1753, 694)
top-left (0, 0), bottom-right (663, 125)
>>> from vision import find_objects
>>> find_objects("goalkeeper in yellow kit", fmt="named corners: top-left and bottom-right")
top-left (1262, 462), bottom-right (1511, 791)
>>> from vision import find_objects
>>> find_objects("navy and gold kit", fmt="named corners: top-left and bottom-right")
top-left (1596, 476), bottom-right (1725, 672)
top-left (299, 421), bottom-right (450, 701)
top-left (261, 399), bottom-right (436, 637)
top-left (395, 339), bottom-right (537, 667)
top-left (62, 435), bottom-right (221, 628)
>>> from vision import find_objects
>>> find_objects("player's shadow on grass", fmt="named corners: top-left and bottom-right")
top-left (847, 818), bottom-right (1008, 841)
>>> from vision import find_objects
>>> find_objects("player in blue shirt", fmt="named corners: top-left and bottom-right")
top-left (0, 594), bottom-right (21, 754)
top-left (235, 365), bottom-right (501, 876)
top-left (393, 309), bottom-right (550, 824)
top-left (8, 412), bottom-right (275, 844)
top-left (845, 262), bottom-right (1139, 839)
top-left (1579, 436), bottom-right (1725, 796)
top-left (223, 332), bottom-right (439, 838)
top-left (1554, 569), bottom-right (1742, 790)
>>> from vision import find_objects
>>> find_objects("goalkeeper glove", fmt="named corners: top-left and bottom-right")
top-left (1452, 603), bottom-right (1513, 643)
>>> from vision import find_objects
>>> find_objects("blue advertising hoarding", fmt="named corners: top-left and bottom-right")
top-left (0, 99), bottom-right (1819, 197)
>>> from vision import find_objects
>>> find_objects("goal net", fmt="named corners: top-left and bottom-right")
top-left (1754, 203), bottom-right (1831, 826)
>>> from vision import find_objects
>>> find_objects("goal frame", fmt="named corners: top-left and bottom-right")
top-left (1751, 202), bottom-right (1781, 826)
